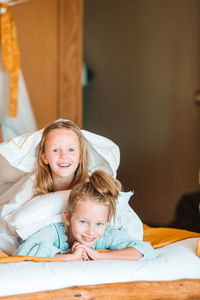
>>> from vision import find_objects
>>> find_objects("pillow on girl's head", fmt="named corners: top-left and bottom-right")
top-left (0, 154), bottom-right (26, 181)
top-left (0, 153), bottom-right (28, 201)
top-left (82, 130), bottom-right (120, 178)
top-left (0, 121), bottom-right (120, 177)
top-left (0, 129), bottom-right (43, 173)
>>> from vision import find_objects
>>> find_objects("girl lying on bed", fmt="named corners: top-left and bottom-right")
top-left (0, 119), bottom-right (143, 254)
top-left (17, 170), bottom-right (155, 261)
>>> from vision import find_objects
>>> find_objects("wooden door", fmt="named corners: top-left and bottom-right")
top-left (11, 0), bottom-right (83, 129)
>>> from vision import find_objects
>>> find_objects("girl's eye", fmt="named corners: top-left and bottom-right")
top-left (80, 220), bottom-right (86, 224)
top-left (53, 149), bottom-right (59, 153)
top-left (97, 223), bottom-right (103, 227)
top-left (69, 148), bottom-right (74, 152)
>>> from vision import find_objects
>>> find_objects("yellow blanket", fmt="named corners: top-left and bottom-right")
top-left (0, 225), bottom-right (200, 264)
top-left (143, 224), bottom-right (200, 249)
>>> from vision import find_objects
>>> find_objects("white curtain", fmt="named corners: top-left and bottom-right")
top-left (0, 48), bottom-right (37, 141)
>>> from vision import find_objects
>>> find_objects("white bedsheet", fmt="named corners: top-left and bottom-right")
top-left (0, 237), bottom-right (199, 296)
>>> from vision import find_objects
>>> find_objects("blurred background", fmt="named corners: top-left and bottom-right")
top-left (83, 0), bottom-right (200, 227)
top-left (2, 0), bottom-right (200, 227)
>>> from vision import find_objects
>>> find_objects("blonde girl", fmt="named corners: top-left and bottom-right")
top-left (35, 120), bottom-right (89, 194)
top-left (17, 170), bottom-right (155, 261)
top-left (1, 119), bottom-right (144, 256)
top-left (0, 120), bottom-right (89, 255)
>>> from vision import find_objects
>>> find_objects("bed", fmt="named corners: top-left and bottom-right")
top-left (0, 227), bottom-right (200, 298)
top-left (0, 126), bottom-right (200, 299)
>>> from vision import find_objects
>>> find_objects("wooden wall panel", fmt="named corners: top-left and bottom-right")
top-left (10, 0), bottom-right (83, 130)
top-left (58, 0), bottom-right (83, 128)
top-left (11, 0), bottom-right (58, 129)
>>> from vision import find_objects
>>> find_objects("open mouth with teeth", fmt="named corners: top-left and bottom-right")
top-left (82, 236), bottom-right (96, 243)
top-left (58, 163), bottom-right (71, 168)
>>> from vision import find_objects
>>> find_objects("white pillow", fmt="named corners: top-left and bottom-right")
top-left (0, 130), bottom-right (42, 173)
top-left (0, 154), bottom-right (26, 184)
top-left (8, 190), bottom-right (70, 229)
top-left (111, 191), bottom-right (143, 240)
top-left (0, 124), bottom-right (120, 177)
top-left (7, 190), bottom-right (143, 242)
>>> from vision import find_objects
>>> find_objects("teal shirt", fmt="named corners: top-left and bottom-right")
top-left (16, 223), bottom-right (156, 261)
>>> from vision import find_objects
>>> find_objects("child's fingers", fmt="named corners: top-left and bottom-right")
top-left (72, 242), bottom-right (80, 252)
top-left (77, 244), bottom-right (97, 260)
top-left (74, 244), bottom-right (94, 260)
top-left (72, 245), bottom-right (90, 261)
top-left (74, 243), bottom-right (89, 251)
top-left (73, 246), bottom-right (86, 256)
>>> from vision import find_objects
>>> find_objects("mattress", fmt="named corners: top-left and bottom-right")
top-left (0, 237), bottom-right (199, 297)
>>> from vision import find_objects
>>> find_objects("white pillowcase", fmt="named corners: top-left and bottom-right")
top-left (8, 190), bottom-right (70, 228)
top-left (0, 154), bottom-right (27, 197)
top-left (0, 129), bottom-right (43, 173)
top-left (6, 190), bottom-right (143, 241)
top-left (0, 124), bottom-right (120, 177)
top-left (7, 191), bottom-right (70, 240)
top-left (0, 154), bottom-right (26, 183)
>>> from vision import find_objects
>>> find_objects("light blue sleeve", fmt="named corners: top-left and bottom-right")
top-left (95, 225), bottom-right (156, 261)
top-left (16, 223), bottom-right (62, 257)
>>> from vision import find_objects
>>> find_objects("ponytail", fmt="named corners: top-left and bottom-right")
top-left (68, 170), bottom-right (121, 220)
top-left (89, 170), bottom-right (121, 200)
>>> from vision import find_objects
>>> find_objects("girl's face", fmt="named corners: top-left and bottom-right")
top-left (41, 128), bottom-right (80, 185)
top-left (64, 199), bottom-right (109, 247)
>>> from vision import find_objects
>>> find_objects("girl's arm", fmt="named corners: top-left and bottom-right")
top-left (96, 247), bottom-right (143, 260)
top-left (54, 247), bottom-right (88, 261)
top-left (16, 223), bottom-right (64, 257)
top-left (73, 244), bottom-right (142, 261)
top-left (54, 253), bottom-right (81, 261)
top-left (97, 225), bottom-right (156, 261)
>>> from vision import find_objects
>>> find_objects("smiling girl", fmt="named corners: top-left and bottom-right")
top-left (17, 170), bottom-right (155, 261)
top-left (35, 120), bottom-right (89, 194)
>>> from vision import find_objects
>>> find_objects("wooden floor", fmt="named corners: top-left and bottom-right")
top-left (1, 279), bottom-right (200, 300)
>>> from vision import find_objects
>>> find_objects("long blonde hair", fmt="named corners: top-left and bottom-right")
top-left (68, 170), bottom-right (121, 220)
top-left (34, 120), bottom-right (89, 195)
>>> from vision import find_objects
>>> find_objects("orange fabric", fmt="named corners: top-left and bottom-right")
top-left (0, 3), bottom-right (20, 116)
top-left (0, 249), bottom-right (109, 264)
top-left (143, 224), bottom-right (200, 249)
top-left (0, 252), bottom-right (61, 263)
top-left (196, 239), bottom-right (200, 256)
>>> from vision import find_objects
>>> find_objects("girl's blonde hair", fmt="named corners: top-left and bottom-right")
top-left (35, 120), bottom-right (89, 195)
top-left (68, 170), bottom-right (121, 220)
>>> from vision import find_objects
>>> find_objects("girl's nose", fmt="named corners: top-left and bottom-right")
top-left (86, 225), bottom-right (95, 235)
top-left (60, 151), bottom-right (67, 158)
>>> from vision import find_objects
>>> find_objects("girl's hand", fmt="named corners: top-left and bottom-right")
top-left (54, 245), bottom-right (87, 261)
top-left (71, 242), bottom-right (90, 261)
top-left (71, 242), bottom-right (81, 253)
top-left (72, 245), bottom-right (88, 260)
top-left (74, 243), bottom-right (103, 260)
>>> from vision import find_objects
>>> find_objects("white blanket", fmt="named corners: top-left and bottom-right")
top-left (0, 122), bottom-right (143, 254)
top-left (0, 238), bottom-right (199, 296)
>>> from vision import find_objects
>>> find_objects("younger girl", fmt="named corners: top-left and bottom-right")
top-left (17, 170), bottom-right (155, 261)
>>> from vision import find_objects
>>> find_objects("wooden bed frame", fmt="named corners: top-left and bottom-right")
top-left (1, 222), bottom-right (200, 299)
top-left (1, 279), bottom-right (200, 299)
top-left (0, 2), bottom-right (199, 300)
